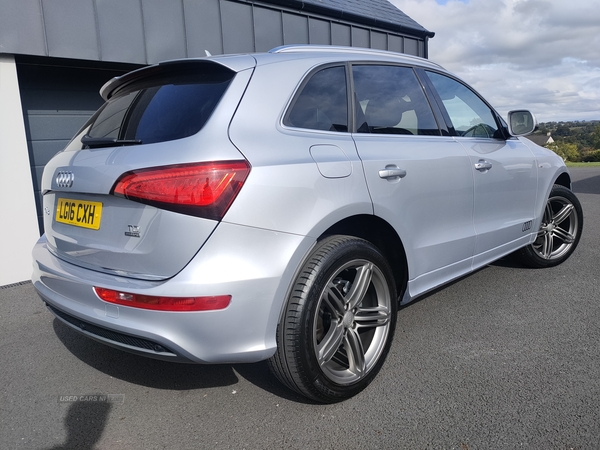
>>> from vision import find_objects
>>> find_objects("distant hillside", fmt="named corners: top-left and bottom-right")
top-left (529, 120), bottom-right (600, 162)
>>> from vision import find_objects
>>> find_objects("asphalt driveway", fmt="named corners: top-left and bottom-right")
top-left (1, 166), bottom-right (599, 449)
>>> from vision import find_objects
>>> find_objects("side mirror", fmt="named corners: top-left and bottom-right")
top-left (507, 110), bottom-right (537, 136)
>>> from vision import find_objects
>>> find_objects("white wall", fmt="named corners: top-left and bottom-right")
top-left (0, 54), bottom-right (40, 285)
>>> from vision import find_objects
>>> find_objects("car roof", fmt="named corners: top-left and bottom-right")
top-left (101, 45), bottom-right (446, 100)
top-left (268, 45), bottom-right (443, 69)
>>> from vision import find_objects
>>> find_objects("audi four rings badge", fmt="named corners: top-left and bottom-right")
top-left (56, 171), bottom-right (75, 188)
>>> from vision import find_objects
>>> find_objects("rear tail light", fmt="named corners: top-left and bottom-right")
top-left (94, 287), bottom-right (231, 312)
top-left (112, 161), bottom-right (250, 220)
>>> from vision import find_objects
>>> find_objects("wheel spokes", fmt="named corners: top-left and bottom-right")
top-left (353, 305), bottom-right (390, 329)
top-left (533, 194), bottom-right (579, 261)
top-left (317, 321), bottom-right (345, 365)
top-left (552, 203), bottom-right (574, 226)
top-left (553, 227), bottom-right (575, 244)
top-left (313, 257), bottom-right (393, 385)
top-left (345, 263), bottom-right (373, 310)
top-left (344, 329), bottom-right (366, 376)
top-left (322, 283), bottom-right (347, 319)
top-left (542, 231), bottom-right (554, 258)
top-left (544, 201), bottom-right (553, 223)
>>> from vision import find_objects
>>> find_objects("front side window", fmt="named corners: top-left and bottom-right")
top-left (284, 66), bottom-right (348, 132)
top-left (353, 65), bottom-right (439, 136)
top-left (426, 71), bottom-right (501, 139)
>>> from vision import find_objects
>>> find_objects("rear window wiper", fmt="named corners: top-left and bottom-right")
top-left (81, 135), bottom-right (142, 148)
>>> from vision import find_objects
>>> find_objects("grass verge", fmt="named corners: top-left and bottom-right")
top-left (566, 161), bottom-right (600, 167)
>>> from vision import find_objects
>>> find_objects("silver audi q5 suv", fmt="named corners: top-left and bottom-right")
top-left (32, 45), bottom-right (583, 402)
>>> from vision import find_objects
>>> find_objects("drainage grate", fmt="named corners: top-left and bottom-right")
top-left (47, 303), bottom-right (175, 355)
top-left (1, 280), bottom-right (32, 289)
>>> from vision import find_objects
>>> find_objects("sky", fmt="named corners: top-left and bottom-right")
top-left (390, 0), bottom-right (600, 122)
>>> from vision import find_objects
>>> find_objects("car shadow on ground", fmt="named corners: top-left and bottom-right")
top-left (52, 318), bottom-right (315, 403)
top-left (572, 173), bottom-right (600, 195)
top-left (53, 318), bottom-right (238, 390)
top-left (232, 362), bottom-right (314, 404)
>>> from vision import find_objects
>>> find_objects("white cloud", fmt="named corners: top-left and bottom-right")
top-left (391, 0), bottom-right (600, 121)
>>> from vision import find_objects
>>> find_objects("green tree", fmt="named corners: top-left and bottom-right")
top-left (591, 125), bottom-right (600, 150)
top-left (554, 125), bottom-right (571, 136)
top-left (580, 147), bottom-right (600, 162)
top-left (547, 142), bottom-right (580, 162)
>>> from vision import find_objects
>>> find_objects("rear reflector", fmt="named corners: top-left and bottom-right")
top-left (112, 161), bottom-right (250, 220)
top-left (94, 287), bottom-right (231, 312)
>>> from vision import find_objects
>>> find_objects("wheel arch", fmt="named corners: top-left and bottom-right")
top-left (318, 214), bottom-right (408, 302)
top-left (554, 171), bottom-right (572, 190)
top-left (516, 183), bottom-right (583, 268)
top-left (534, 169), bottom-right (573, 227)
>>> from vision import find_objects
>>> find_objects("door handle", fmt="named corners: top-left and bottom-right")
top-left (474, 160), bottom-right (492, 172)
top-left (379, 168), bottom-right (407, 179)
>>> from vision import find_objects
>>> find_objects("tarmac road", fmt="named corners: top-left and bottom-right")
top-left (1, 167), bottom-right (599, 449)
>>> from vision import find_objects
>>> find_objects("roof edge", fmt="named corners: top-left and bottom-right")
top-left (250, 0), bottom-right (435, 39)
top-left (269, 44), bottom-right (442, 68)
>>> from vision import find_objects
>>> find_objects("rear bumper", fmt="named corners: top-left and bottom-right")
top-left (32, 222), bottom-right (312, 364)
top-left (45, 301), bottom-right (190, 362)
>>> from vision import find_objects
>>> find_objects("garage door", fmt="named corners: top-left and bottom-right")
top-left (17, 58), bottom-right (138, 232)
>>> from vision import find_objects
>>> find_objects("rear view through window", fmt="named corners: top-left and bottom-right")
top-left (70, 64), bottom-right (235, 149)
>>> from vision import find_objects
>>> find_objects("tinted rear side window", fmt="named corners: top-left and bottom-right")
top-left (284, 66), bottom-right (348, 132)
top-left (72, 64), bottom-right (234, 149)
top-left (353, 65), bottom-right (439, 136)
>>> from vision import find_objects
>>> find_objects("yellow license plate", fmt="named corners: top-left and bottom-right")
top-left (56, 198), bottom-right (103, 230)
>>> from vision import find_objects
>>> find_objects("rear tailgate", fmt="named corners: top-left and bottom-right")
top-left (41, 57), bottom-right (255, 280)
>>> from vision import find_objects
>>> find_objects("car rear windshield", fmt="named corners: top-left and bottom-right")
top-left (68, 64), bottom-right (235, 149)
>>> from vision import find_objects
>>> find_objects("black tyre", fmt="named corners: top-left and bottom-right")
top-left (516, 185), bottom-right (583, 268)
top-left (269, 236), bottom-right (398, 403)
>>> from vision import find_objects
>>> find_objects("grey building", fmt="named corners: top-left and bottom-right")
top-left (0, 0), bottom-right (433, 285)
